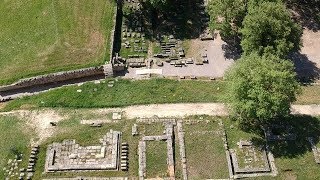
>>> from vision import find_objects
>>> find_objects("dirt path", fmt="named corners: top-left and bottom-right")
top-left (2, 103), bottom-right (320, 120)
top-left (1, 103), bottom-right (320, 143)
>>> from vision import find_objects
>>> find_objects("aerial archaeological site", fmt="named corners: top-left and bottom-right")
top-left (1, 0), bottom-right (320, 179)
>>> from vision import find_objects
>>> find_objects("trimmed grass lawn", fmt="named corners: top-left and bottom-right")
top-left (184, 117), bottom-right (229, 179)
top-left (2, 79), bottom-right (226, 111)
top-left (0, 0), bottom-right (115, 85)
top-left (145, 141), bottom-right (168, 178)
top-left (0, 115), bottom-right (33, 180)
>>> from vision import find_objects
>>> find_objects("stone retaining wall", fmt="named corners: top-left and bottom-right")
top-left (0, 64), bottom-right (113, 93)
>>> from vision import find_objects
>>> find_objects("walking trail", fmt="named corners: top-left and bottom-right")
top-left (1, 103), bottom-right (320, 143)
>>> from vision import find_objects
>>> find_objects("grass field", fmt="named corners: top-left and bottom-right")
top-left (146, 141), bottom-right (168, 178)
top-left (1, 79), bottom-right (227, 111)
top-left (0, 0), bottom-right (115, 85)
top-left (0, 115), bottom-right (33, 180)
top-left (184, 117), bottom-right (229, 179)
top-left (1, 79), bottom-right (320, 111)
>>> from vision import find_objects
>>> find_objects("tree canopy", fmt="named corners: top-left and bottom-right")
top-left (241, 2), bottom-right (302, 57)
top-left (225, 53), bottom-right (300, 126)
top-left (207, 0), bottom-right (247, 38)
top-left (142, 0), bottom-right (169, 10)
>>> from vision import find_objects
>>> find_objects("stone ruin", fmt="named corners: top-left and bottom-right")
top-left (138, 122), bottom-right (175, 180)
top-left (226, 140), bottom-right (278, 179)
top-left (45, 130), bottom-right (121, 172)
top-left (307, 137), bottom-right (320, 164)
top-left (43, 177), bottom-right (128, 180)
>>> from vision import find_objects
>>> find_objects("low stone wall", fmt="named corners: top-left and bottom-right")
top-left (0, 64), bottom-right (113, 92)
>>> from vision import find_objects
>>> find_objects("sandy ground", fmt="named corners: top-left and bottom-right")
top-left (1, 103), bottom-right (320, 144)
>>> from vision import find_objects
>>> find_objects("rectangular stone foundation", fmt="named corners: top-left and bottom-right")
top-left (45, 130), bottom-right (121, 172)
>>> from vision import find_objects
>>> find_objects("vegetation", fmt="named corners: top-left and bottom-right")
top-left (2, 79), bottom-right (226, 111)
top-left (0, 0), bottom-right (115, 85)
top-left (241, 1), bottom-right (302, 57)
top-left (225, 115), bottom-right (320, 179)
top-left (207, 0), bottom-right (246, 38)
top-left (184, 117), bottom-right (229, 179)
top-left (208, 0), bottom-right (302, 57)
top-left (0, 116), bottom-right (33, 180)
top-left (3, 78), bottom-right (320, 111)
top-left (146, 141), bottom-right (168, 178)
top-left (225, 53), bottom-right (301, 126)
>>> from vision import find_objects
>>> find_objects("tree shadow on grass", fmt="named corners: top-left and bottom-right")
top-left (267, 115), bottom-right (320, 158)
top-left (238, 115), bottom-right (320, 158)
top-left (289, 51), bottom-right (320, 83)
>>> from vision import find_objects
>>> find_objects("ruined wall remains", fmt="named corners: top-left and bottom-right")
top-left (0, 64), bottom-right (113, 92)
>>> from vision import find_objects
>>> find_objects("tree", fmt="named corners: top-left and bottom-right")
top-left (142, 0), bottom-right (169, 10)
top-left (225, 53), bottom-right (300, 127)
top-left (241, 2), bottom-right (302, 58)
top-left (207, 0), bottom-right (247, 38)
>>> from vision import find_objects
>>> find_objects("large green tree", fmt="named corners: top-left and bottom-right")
top-left (225, 53), bottom-right (300, 126)
top-left (142, 0), bottom-right (169, 10)
top-left (207, 0), bottom-right (247, 38)
top-left (241, 2), bottom-right (302, 57)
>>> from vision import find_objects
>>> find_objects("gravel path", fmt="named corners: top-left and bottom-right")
top-left (2, 103), bottom-right (320, 119)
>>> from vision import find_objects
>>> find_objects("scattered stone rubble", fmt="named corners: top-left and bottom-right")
top-left (45, 130), bottom-right (121, 172)
top-left (43, 177), bottom-right (128, 180)
top-left (24, 144), bottom-right (40, 180)
top-left (112, 112), bottom-right (122, 120)
top-left (3, 155), bottom-right (23, 180)
top-left (132, 124), bottom-right (138, 136)
top-left (307, 137), bottom-right (320, 164)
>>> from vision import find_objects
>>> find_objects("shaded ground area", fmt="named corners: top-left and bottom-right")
top-left (287, 0), bottom-right (320, 31)
top-left (286, 0), bottom-right (320, 81)
top-left (290, 30), bottom-right (320, 81)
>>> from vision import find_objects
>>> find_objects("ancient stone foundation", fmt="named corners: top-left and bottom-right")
top-left (138, 122), bottom-right (175, 180)
top-left (45, 130), bottom-right (121, 172)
